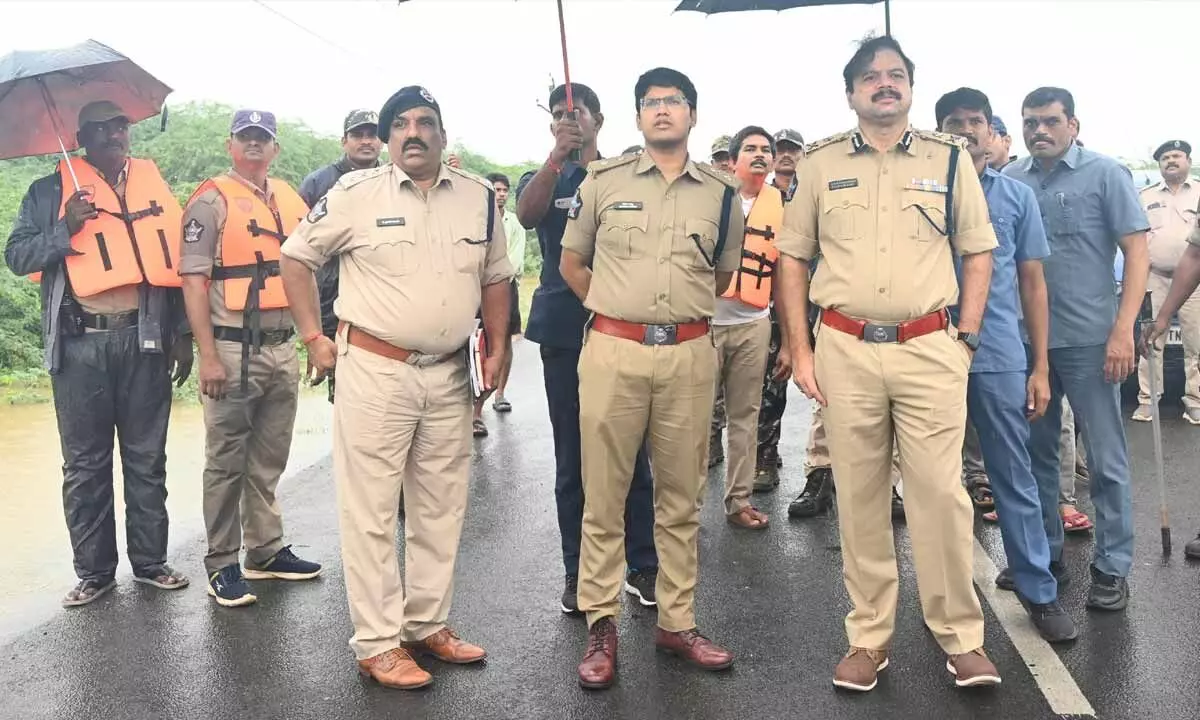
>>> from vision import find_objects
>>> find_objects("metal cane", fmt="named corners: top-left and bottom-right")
top-left (1139, 291), bottom-right (1172, 555)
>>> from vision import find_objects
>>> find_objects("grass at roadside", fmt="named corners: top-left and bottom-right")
top-left (0, 274), bottom-right (544, 406)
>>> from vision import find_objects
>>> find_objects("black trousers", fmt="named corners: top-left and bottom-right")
top-left (540, 344), bottom-right (657, 577)
top-left (50, 327), bottom-right (173, 582)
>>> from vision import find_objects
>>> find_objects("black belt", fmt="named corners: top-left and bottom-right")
top-left (81, 310), bottom-right (139, 331)
top-left (213, 326), bottom-right (294, 347)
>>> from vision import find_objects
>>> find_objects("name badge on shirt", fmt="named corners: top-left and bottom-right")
top-left (554, 197), bottom-right (575, 209)
top-left (827, 178), bottom-right (858, 191)
top-left (608, 201), bottom-right (644, 211)
top-left (376, 217), bottom-right (406, 227)
top-left (1146, 202), bottom-right (1163, 210)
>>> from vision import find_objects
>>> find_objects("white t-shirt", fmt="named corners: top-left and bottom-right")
top-left (713, 193), bottom-right (772, 326)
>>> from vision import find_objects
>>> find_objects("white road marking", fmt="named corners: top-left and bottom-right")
top-left (973, 538), bottom-right (1096, 718)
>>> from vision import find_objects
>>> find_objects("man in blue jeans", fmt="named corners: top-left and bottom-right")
top-left (514, 82), bottom-right (658, 614)
top-left (937, 88), bottom-right (1076, 642)
top-left (1004, 86), bottom-right (1149, 611)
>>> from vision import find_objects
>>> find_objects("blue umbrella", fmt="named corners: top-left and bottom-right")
top-left (0, 39), bottom-right (172, 188)
top-left (675, 0), bottom-right (891, 35)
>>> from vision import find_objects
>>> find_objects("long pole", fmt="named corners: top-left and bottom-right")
top-left (884, 0), bottom-right (891, 36)
top-left (555, 0), bottom-right (580, 163)
top-left (1147, 346), bottom-right (1172, 554)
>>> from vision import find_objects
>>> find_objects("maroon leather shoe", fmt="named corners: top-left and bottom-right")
top-left (654, 627), bottom-right (734, 670)
top-left (578, 618), bottom-right (617, 689)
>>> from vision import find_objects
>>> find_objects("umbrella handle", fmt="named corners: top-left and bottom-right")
top-left (37, 78), bottom-right (80, 192)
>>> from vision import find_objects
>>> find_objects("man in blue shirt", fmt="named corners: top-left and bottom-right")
top-left (514, 83), bottom-right (658, 615)
top-left (937, 88), bottom-right (1076, 642)
top-left (1004, 87), bottom-right (1150, 611)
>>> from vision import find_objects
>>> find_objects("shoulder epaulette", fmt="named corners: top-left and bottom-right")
top-left (338, 165), bottom-right (390, 191)
top-left (695, 162), bottom-right (740, 189)
top-left (586, 154), bottom-right (639, 176)
top-left (912, 128), bottom-right (968, 149)
top-left (444, 164), bottom-right (495, 192)
top-left (805, 130), bottom-right (854, 155)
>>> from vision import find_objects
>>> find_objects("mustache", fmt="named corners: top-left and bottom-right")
top-left (750, 158), bottom-right (768, 168)
top-left (1031, 135), bottom-right (1054, 144)
top-left (872, 89), bottom-right (901, 102)
top-left (403, 139), bottom-right (428, 151)
top-left (1168, 163), bottom-right (1180, 169)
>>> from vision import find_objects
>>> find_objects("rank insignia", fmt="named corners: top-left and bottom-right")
top-left (306, 196), bottom-right (328, 223)
top-left (183, 218), bottom-right (203, 243)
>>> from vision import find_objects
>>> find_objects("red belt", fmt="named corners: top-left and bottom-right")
top-left (821, 308), bottom-right (948, 344)
top-left (591, 314), bottom-right (710, 346)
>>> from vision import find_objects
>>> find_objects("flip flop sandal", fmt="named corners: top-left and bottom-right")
top-left (493, 398), bottom-right (512, 413)
top-left (62, 578), bottom-right (117, 608)
top-left (472, 419), bottom-right (488, 437)
top-left (133, 565), bottom-right (190, 590)
top-left (1062, 511), bottom-right (1093, 533)
top-left (727, 507), bottom-right (769, 530)
top-left (968, 482), bottom-right (995, 510)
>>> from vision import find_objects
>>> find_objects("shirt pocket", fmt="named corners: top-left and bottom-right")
top-left (900, 188), bottom-right (948, 242)
top-left (991, 216), bottom-right (1016, 261)
top-left (450, 215), bottom-right (490, 274)
top-left (1044, 192), bottom-right (1081, 237)
top-left (683, 217), bottom-right (720, 269)
top-left (820, 187), bottom-right (868, 240)
top-left (1146, 204), bottom-right (1166, 231)
top-left (597, 207), bottom-right (650, 260)
top-left (361, 225), bottom-right (419, 276)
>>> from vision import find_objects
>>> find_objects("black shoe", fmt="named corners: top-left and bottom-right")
top-left (995, 561), bottom-right (1069, 593)
top-left (1085, 565), bottom-right (1129, 611)
top-left (789, 468), bottom-right (834, 518)
top-left (708, 435), bottom-right (725, 468)
top-left (1184, 532), bottom-right (1200, 559)
top-left (1017, 595), bottom-right (1078, 643)
top-left (891, 489), bottom-right (904, 521)
top-left (624, 568), bottom-right (657, 607)
top-left (562, 575), bottom-right (581, 615)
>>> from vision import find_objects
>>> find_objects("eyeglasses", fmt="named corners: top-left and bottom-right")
top-left (639, 94), bottom-right (689, 111)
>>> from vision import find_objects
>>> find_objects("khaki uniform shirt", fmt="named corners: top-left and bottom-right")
top-left (77, 159), bottom-right (140, 316)
top-left (280, 163), bottom-right (513, 354)
top-left (178, 170), bottom-right (293, 332)
top-left (1141, 179), bottom-right (1200, 275)
top-left (560, 152), bottom-right (745, 324)
top-left (777, 128), bottom-right (997, 323)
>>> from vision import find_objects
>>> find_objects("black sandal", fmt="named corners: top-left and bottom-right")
top-left (967, 481), bottom-right (995, 510)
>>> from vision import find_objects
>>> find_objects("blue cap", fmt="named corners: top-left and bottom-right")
top-left (991, 115), bottom-right (1008, 137)
top-left (378, 86), bottom-right (441, 142)
top-left (231, 109), bottom-right (277, 138)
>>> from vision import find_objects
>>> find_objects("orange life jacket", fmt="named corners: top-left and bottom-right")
top-left (721, 183), bottom-right (784, 310)
top-left (189, 174), bottom-right (309, 312)
top-left (30, 157), bottom-right (183, 295)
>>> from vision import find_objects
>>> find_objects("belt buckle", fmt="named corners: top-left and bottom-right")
top-left (862, 323), bottom-right (898, 343)
top-left (408, 353), bottom-right (442, 368)
top-left (643, 324), bottom-right (677, 346)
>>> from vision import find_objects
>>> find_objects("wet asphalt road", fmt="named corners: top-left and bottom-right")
top-left (1, 338), bottom-right (1198, 720)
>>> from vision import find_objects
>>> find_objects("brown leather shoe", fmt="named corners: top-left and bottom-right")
top-left (947, 648), bottom-right (1002, 687)
top-left (357, 648), bottom-right (433, 690)
top-left (654, 628), bottom-right (734, 670)
top-left (402, 627), bottom-right (487, 664)
top-left (833, 647), bottom-right (889, 692)
top-left (578, 617), bottom-right (618, 689)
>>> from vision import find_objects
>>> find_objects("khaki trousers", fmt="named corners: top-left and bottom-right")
top-left (1138, 270), bottom-right (1200, 410)
top-left (578, 329), bottom-right (717, 632)
top-left (814, 324), bottom-right (983, 654)
top-left (201, 340), bottom-right (297, 574)
top-left (803, 404), bottom-right (902, 488)
top-left (713, 317), bottom-right (772, 514)
top-left (332, 334), bottom-right (472, 661)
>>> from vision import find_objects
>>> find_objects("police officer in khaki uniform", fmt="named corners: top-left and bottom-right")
top-left (180, 109), bottom-right (322, 609)
top-left (775, 37), bottom-right (1001, 691)
top-left (279, 86), bottom-right (512, 691)
top-left (563, 67), bottom-right (744, 690)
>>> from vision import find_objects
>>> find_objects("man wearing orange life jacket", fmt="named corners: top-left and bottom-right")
top-left (4, 100), bottom-right (193, 608)
top-left (179, 109), bottom-right (322, 608)
top-left (709, 126), bottom-right (789, 530)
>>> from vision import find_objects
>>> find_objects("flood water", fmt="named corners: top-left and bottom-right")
top-left (0, 388), bottom-right (333, 639)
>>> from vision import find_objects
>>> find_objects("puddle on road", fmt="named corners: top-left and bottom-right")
top-left (0, 388), bottom-right (332, 618)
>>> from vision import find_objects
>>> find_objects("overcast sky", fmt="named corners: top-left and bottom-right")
top-left (0, 0), bottom-right (1190, 167)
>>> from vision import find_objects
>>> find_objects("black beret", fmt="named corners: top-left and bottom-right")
top-left (378, 86), bottom-right (441, 142)
top-left (1153, 140), bottom-right (1191, 161)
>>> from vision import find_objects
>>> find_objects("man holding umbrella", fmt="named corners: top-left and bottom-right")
top-left (5, 99), bottom-right (193, 606)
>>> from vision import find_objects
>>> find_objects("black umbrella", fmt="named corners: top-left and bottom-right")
top-left (675, 0), bottom-right (891, 35)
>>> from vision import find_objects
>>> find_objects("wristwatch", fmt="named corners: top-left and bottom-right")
top-left (958, 330), bottom-right (981, 352)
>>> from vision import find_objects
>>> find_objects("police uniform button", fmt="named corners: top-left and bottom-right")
top-left (882, 206), bottom-right (887, 212)
top-left (882, 168), bottom-right (889, 175)
top-left (842, 200), bottom-right (849, 207)
top-left (658, 257), bottom-right (666, 264)
top-left (880, 247), bottom-right (887, 253)
top-left (878, 288), bottom-right (886, 294)
top-left (665, 193), bottom-right (674, 200)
